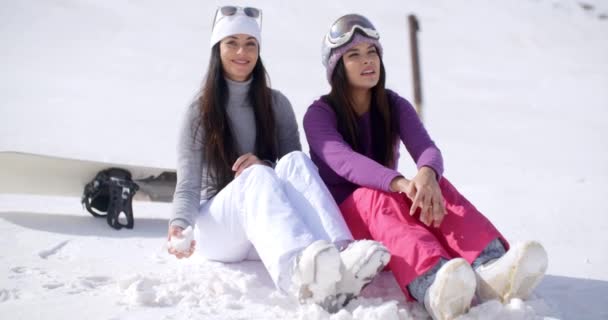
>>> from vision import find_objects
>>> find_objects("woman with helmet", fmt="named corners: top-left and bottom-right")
top-left (304, 13), bottom-right (549, 319)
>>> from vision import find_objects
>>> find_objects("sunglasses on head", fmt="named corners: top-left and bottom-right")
top-left (220, 6), bottom-right (260, 18)
top-left (212, 6), bottom-right (263, 30)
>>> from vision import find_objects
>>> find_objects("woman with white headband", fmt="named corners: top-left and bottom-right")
top-left (167, 6), bottom-right (389, 312)
top-left (304, 14), bottom-right (549, 319)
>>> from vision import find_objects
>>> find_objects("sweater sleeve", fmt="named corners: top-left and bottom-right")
top-left (272, 90), bottom-right (302, 157)
top-left (391, 91), bottom-right (444, 179)
top-left (303, 102), bottom-right (401, 192)
top-left (170, 104), bottom-right (205, 229)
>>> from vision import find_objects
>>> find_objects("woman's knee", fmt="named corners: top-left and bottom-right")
top-left (237, 164), bottom-right (281, 192)
top-left (345, 187), bottom-right (410, 219)
top-left (352, 187), bottom-right (402, 203)
top-left (240, 163), bottom-right (275, 180)
top-left (275, 151), bottom-right (314, 171)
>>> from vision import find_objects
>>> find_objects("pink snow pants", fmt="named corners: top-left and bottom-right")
top-left (338, 177), bottom-right (508, 301)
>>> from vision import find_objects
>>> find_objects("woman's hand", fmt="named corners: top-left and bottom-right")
top-left (391, 167), bottom-right (446, 228)
top-left (232, 153), bottom-right (266, 177)
top-left (409, 167), bottom-right (446, 227)
top-left (167, 225), bottom-right (196, 259)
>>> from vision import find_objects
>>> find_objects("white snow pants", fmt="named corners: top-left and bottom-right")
top-left (194, 151), bottom-right (353, 292)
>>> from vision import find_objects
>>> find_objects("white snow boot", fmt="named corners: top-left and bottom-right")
top-left (475, 240), bottom-right (548, 303)
top-left (424, 258), bottom-right (477, 320)
top-left (335, 240), bottom-right (391, 306)
top-left (291, 240), bottom-right (342, 310)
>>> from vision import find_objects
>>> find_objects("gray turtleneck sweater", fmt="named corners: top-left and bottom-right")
top-left (170, 77), bottom-right (301, 229)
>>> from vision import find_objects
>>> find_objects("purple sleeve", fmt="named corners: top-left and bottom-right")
top-left (303, 102), bottom-right (401, 192)
top-left (390, 91), bottom-right (444, 179)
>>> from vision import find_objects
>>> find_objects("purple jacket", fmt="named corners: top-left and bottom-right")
top-left (303, 90), bottom-right (444, 205)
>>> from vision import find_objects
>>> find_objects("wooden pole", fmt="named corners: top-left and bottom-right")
top-left (408, 14), bottom-right (423, 121)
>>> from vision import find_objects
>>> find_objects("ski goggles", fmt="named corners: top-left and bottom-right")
top-left (325, 14), bottom-right (380, 49)
top-left (212, 6), bottom-right (263, 30)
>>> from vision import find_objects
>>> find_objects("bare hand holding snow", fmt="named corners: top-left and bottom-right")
top-left (168, 225), bottom-right (194, 254)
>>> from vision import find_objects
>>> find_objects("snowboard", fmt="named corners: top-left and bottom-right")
top-left (0, 151), bottom-right (177, 202)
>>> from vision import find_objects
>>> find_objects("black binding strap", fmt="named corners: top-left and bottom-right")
top-left (82, 168), bottom-right (139, 230)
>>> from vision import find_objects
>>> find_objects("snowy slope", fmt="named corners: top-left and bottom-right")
top-left (1, 0), bottom-right (607, 319)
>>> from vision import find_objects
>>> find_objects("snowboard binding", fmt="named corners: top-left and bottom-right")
top-left (82, 168), bottom-right (139, 230)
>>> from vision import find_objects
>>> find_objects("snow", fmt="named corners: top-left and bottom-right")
top-left (1, 0), bottom-right (608, 319)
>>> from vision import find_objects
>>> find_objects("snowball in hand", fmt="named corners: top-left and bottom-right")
top-left (168, 226), bottom-right (194, 253)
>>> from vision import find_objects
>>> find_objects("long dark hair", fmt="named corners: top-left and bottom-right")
top-left (193, 43), bottom-right (276, 196)
top-left (324, 55), bottom-right (398, 168)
